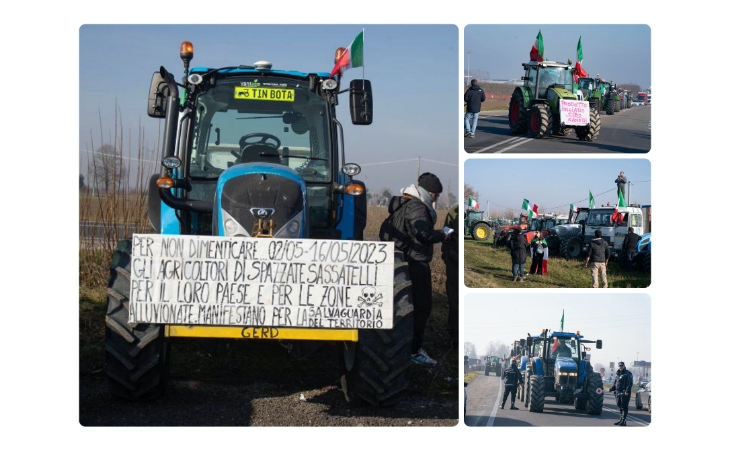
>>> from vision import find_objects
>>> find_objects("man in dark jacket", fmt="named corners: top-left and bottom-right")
top-left (609, 361), bottom-right (633, 426)
top-left (464, 79), bottom-right (486, 138)
top-left (501, 359), bottom-right (524, 409)
top-left (441, 204), bottom-right (459, 348)
top-left (585, 230), bottom-right (610, 288)
top-left (509, 229), bottom-right (530, 282)
top-left (384, 172), bottom-right (449, 365)
top-left (622, 227), bottom-right (640, 272)
top-left (615, 172), bottom-right (627, 198)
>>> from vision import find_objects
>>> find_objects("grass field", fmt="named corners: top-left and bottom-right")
top-left (464, 237), bottom-right (651, 289)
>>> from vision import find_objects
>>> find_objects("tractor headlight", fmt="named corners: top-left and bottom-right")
top-left (162, 156), bottom-right (182, 170)
top-left (322, 78), bottom-right (338, 91)
top-left (342, 163), bottom-right (361, 177)
top-left (274, 211), bottom-right (303, 238)
top-left (221, 211), bottom-right (250, 237)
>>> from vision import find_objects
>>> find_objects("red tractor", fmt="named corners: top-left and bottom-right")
top-left (493, 213), bottom-right (530, 248)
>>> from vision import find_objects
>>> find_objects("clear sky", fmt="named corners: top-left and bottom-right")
top-left (464, 158), bottom-right (651, 215)
top-left (79, 24), bottom-right (458, 195)
top-left (464, 25), bottom-right (651, 88)
top-left (464, 293), bottom-right (651, 369)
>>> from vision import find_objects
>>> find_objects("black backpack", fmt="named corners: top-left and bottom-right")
top-left (379, 197), bottom-right (412, 253)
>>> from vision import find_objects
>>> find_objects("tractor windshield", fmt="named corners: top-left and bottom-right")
top-left (587, 210), bottom-right (614, 227)
top-left (537, 66), bottom-right (573, 97)
top-left (549, 337), bottom-right (579, 359)
top-left (187, 76), bottom-right (332, 183)
top-left (578, 78), bottom-right (594, 90)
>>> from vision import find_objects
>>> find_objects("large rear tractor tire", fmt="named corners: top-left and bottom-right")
top-left (105, 239), bottom-right (169, 400)
top-left (528, 375), bottom-right (545, 412)
top-left (576, 108), bottom-right (601, 142)
top-left (527, 104), bottom-right (553, 139)
top-left (605, 98), bottom-right (615, 115)
top-left (586, 372), bottom-right (604, 415)
top-left (471, 222), bottom-right (493, 242)
top-left (342, 250), bottom-right (413, 406)
top-left (495, 365), bottom-right (502, 377)
top-left (575, 397), bottom-right (587, 411)
top-left (509, 89), bottom-right (528, 134)
top-left (560, 236), bottom-right (584, 259)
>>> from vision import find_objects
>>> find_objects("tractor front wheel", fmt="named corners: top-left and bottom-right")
top-left (560, 237), bottom-right (583, 259)
top-left (527, 104), bottom-right (553, 139)
top-left (528, 375), bottom-right (545, 412)
top-left (471, 223), bottom-right (493, 242)
top-left (342, 250), bottom-right (413, 406)
top-left (509, 90), bottom-right (528, 134)
top-left (105, 239), bottom-right (169, 400)
top-left (576, 108), bottom-right (601, 142)
top-left (605, 98), bottom-right (615, 115)
top-left (643, 251), bottom-right (651, 273)
top-left (586, 372), bottom-right (604, 415)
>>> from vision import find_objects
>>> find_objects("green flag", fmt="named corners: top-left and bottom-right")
top-left (522, 199), bottom-right (530, 210)
top-left (618, 189), bottom-right (627, 207)
top-left (589, 191), bottom-right (595, 209)
top-left (560, 309), bottom-right (564, 331)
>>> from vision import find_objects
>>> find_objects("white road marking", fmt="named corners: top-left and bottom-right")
top-left (486, 380), bottom-right (503, 427)
top-left (494, 137), bottom-right (531, 154)
top-left (474, 136), bottom-right (525, 153)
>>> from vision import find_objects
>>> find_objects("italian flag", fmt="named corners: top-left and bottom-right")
top-left (573, 37), bottom-right (588, 84)
top-left (530, 30), bottom-right (545, 62)
top-left (530, 239), bottom-right (549, 274)
top-left (589, 190), bottom-right (595, 209)
top-left (330, 30), bottom-right (364, 78)
top-left (522, 199), bottom-right (539, 218)
top-left (468, 197), bottom-right (479, 209)
top-left (618, 189), bottom-right (627, 207)
top-left (570, 204), bottom-right (577, 212)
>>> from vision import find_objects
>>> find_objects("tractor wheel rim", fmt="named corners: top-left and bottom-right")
top-left (476, 228), bottom-right (486, 238)
top-left (530, 111), bottom-right (540, 132)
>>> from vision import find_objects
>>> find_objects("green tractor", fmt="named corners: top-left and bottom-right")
top-left (484, 355), bottom-right (503, 376)
top-left (465, 209), bottom-right (494, 242)
top-left (576, 76), bottom-right (606, 113)
top-left (509, 60), bottom-right (600, 141)
top-left (604, 82), bottom-right (623, 115)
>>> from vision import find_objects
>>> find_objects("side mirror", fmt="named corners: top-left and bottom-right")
top-left (148, 71), bottom-right (170, 118)
top-left (526, 337), bottom-right (533, 347)
top-left (349, 79), bottom-right (373, 125)
top-left (519, 339), bottom-right (526, 346)
top-left (464, 355), bottom-right (469, 362)
top-left (596, 340), bottom-right (603, 349)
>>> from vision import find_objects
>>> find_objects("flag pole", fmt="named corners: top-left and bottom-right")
top-left (361, 28), bottom-right (365, 83)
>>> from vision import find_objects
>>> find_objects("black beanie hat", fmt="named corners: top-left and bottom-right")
top-left (418, 172), bottom-right (443, 194)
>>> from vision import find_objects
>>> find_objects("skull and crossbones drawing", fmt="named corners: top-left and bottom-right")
top-left (358, 287), bottom-right (383, 307)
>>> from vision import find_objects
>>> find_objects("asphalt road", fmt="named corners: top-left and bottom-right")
top-left (464, 373), bottom-right (651, 427)
top-left (464, 106), bottom-right (651, 154)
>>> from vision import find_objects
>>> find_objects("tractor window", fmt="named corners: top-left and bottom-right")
top-left (188, 77), bottom-right (331, 187)
top-left (587, 210), bottom-right (612, 227)
top-left (532, 341), bottom-right (543, 357)
top-left (550, 338), bottom-right (578, 359)
top-left (537, 67), bottom-right (573, 98)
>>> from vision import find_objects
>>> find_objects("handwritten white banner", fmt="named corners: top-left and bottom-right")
top-left (559, 99), bottom-right (590, 126)
top-left (128, 234), bottom-right (395, 329)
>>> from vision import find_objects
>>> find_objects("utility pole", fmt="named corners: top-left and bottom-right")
top-left (416, 156), bottom-right (421, 180)
top-left (628, 180), bottom-right (632, 205)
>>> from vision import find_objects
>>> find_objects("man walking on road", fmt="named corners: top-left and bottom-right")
top-left (464, 79), bottom-right (486, 138)
top-left (500, 359), bottom-right (524, 410)
top-left (609, 361), bottom-right (633, 426)
top-left (585, 230), bottom-right (610, 288)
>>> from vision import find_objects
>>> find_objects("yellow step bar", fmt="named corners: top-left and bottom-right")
top-left (166, 325), bottom-right (358, 341)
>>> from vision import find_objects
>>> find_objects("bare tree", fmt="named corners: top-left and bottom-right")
top-left (464, 341), bottom-right (477, 359)
top-left (93, 144), bottom-right (128, 194)
top-left (485, 340), bottom-right (511, 359)
top-left (464, 183), bottom-right (479, 206)
top-left (620, 82), bottom-right (642, 96)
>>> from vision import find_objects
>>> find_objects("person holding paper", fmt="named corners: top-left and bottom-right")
top-left (385, 172), bottom-right (448, 365)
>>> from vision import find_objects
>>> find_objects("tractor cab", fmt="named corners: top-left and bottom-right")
top-left (584, 205), bottom-right (644, 255)
top-left (522, 61), bottom-right (575, 99)
top-left (147, 42), bottom-right (372, 240)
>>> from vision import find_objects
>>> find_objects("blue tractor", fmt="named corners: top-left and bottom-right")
top-left (519, 329), bottom-right (604, 414)
top-left (104, 41), bottom-right (414, 406)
